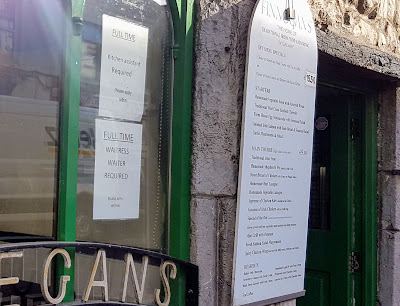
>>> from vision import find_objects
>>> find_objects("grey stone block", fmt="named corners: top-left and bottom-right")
top-left (379, 172), bottom-right (400, 230)
top-left (190, 197), bottom-right (218, 306)
top-left (217, 198), bottom-right (237, 305)
top-left (191, 0), bottom-right (256, 197)
top-left (378, 85), bottom-right (400, 171)
top-left (378, 230), bottom-right (400, 306)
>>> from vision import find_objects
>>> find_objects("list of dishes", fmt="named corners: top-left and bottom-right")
top-left (232, 0), bottom-right (318, 304)
top-left (93, 119), bottom-right (142, 220)
top-left (98, 14), bottom-right (148, 122)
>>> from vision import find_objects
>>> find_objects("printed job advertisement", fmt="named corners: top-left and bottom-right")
top-left (93, 119), bottom-right (142, 220)
top-left (98, 14), bottom-right (148, 121)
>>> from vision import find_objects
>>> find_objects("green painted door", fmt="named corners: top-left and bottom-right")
top-left (298, 87), bottom-right (363, 306)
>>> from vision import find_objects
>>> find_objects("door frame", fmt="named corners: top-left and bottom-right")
top-left (316, 79), bottom-right (378, 306)
top-left (361, 94), bottom-right (377, 306)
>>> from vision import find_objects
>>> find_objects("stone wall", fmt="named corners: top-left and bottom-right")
top-left (377, 84), bottom-right (400, 306)
top-left (311, 0), bottom-right (400, 55)
top-left (191, 0), bottom-right (252, 303)
top-left (190, 0), bottom-right (400, 304)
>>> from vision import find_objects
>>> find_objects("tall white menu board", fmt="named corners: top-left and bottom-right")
top-left (232, 0), bottom-right (318, 304)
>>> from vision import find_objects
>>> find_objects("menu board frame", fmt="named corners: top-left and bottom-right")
top-left (232, 0), bottom-right (318, 304)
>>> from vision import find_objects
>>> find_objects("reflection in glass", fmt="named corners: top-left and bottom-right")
top-left (0, 0), bottom-right (63, 238)
top-left (76, 0), bottom-right (173, 253)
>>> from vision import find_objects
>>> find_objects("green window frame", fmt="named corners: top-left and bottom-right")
top-left (58, 0), bottom-right (194, 302)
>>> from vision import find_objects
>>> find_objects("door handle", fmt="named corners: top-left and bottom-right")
top-left (349, 252), bottom-right (361, 273)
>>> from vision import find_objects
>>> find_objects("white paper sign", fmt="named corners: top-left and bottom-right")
top-left (232, 0), bottom-right (318, 304)
top-left (98, 14), bottom-right (148, 121)
top-left (93, 119), bottom-right (142, 220)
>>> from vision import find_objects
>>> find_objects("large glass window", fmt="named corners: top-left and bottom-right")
top-left (76, 1), bottom-right (173, 302)
top-left (0, 0), bottom-right (63, 303)
top-left (0, 0), bottom-right (63, 238)
top-left (76, 0), bottom-right (173, 253)
top-left (0, 0), bottom-right (191, 304)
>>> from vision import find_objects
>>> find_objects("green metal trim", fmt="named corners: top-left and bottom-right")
top-left (169, 0), bottom-right (181, 31)
top-left (169, 0), bottom-right (194, 263)
top-left (169, 0), bottom-right (193, 262)
top-left (362, 95), bottom-right (378, 306)
top-left (57, 0), bottom-right (85, 302)
top-left (169, 0), bottom-right (194, 302)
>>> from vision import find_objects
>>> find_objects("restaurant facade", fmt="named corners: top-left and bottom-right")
top-left (1, 0), bottom-right (400, 305)
top-left (191, 0), bottom-right (400, 305)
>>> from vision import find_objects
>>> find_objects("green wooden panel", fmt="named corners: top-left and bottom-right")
top-left (298, 271), bottom-right (330, 306)
top-left (362, 96), bottom-right (378, 306)
top-left (351, 99), bottom-right (363, 304)
top-left (303, 91), bottom-right (353, 306)
top-left (303, 87), bottom-right (377, 306)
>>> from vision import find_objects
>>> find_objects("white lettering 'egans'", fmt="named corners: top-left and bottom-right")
top-left (41, 249), bottom-right (71, 304)
top-left (155, 261), bottom-right (177, 306)
top-left (122, 254), bottom-right (149, 303)
top-left (83, 249), bottom-right (109, 302)
top-left (0, 248), bottom-right (180, 305)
